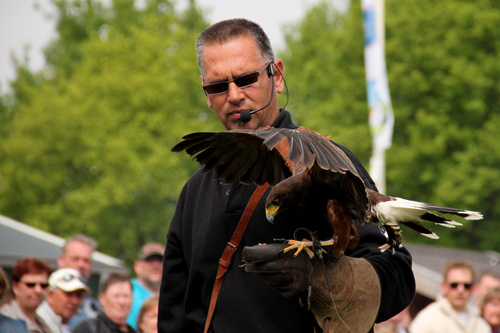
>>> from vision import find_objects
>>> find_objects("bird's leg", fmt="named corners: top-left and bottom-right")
top-left (282, 237), bottom-right (337, 259)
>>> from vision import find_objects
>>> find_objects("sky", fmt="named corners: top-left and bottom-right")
top-left (0, 0), bottom-right (320, 93)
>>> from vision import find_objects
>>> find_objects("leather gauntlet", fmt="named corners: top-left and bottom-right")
top-left (243, 243), bottom-right (381, 333)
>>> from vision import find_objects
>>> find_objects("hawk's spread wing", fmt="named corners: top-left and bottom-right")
top-left (172, 126), bottom-right (371, 227)
top-left (172, 129), bottom-right (287, 186)
top-left (172, 126), bottom-right (362, 185)
top-left (172, 126), bottom-right (483, 254)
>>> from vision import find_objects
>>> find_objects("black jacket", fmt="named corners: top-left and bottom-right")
top-left (73, 312), bottom-right (136, 333)
top-left (159, 110), bottom-right (415, 332)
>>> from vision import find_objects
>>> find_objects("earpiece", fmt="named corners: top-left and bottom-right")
top-left (267, 62), bottom-right (275, 77)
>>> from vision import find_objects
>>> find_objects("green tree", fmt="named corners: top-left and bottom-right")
top-left (281, 1), bottom-right (371, 162)
top-left (281, 0), bottom-right (500, 249)
top-left (0, 0), bottom-right (217, 266)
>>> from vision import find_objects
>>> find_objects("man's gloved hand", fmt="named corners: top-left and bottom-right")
top-left (242, 243), bottom-right (313, 299)
top-left (242, 242), bottom-right (381, 333)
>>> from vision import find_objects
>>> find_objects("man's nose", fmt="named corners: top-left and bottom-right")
top-left (227, 82), bottom-right (245, 103)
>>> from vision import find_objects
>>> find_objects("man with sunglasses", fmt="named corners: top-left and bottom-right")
top-left (37, 268), bottom-right (89, 333)
top-left (0, 258), bottom-right (52, 332)
top-left (159, 18), bottom-right (415, 332)
top-left (410, 261), bottom-right (490, 332)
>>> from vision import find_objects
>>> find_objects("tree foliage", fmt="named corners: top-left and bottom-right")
top-left (0, 0), bottom-right (218, 266)
top-left (281, 1), bottom-right (371, 159)
top-left (281, 0), bottom-right (500, 249)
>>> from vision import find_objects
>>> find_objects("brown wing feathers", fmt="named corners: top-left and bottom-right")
top-left (172, 130), bottom-right (287, 186)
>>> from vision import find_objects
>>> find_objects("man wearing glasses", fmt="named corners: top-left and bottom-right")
top-left (57, 234), bottom-right (100, 330)
top-left (36, 268), bottom-right (89, 333)
top-left (159, 18), bottom-right (415, 332)
top-left (410, 261), bottom-right (490, 332)
top-left (0, 258), bottom-right (52, 333)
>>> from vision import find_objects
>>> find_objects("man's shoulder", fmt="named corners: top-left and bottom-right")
top-left (131, 278), bottom-right (151, 296)
top-left (415, 300), bottom-right (441, 316)
top-left (0, 314), bottom-right (28, 333)
top-left (410, 300), bottom-right (446, 327)
top-left (35, 300), bottom-right (51, 312)
top-left (35, 301), bottom-right (54, 319)
top-left (0, 300), bottom-right (20, 318)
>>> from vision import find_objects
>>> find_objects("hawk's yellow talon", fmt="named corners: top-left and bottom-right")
top-left (282, 238), bottom-right (336, 258)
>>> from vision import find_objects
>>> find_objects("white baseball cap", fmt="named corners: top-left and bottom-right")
top-left (49, 268), bottom-right (89, 293)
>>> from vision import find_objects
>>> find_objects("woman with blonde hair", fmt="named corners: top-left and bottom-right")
top-left (137, 295), bottom-right (158, 333)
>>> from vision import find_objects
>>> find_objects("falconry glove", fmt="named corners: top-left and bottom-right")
top-left (243, 243), bottom-right (381, 332)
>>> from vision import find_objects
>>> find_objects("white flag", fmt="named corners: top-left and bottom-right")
top-left (362, 0), bottom-right (394, 150)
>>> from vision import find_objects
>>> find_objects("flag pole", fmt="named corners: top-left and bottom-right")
top-left (362, 0), bottom-right (394, 194)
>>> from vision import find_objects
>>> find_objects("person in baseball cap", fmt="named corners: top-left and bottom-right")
top-left (37, 268), bottom-right (89, 333)
top-left (138, 243), bottom-right (165, 260)
top-left (127, 243), bottom-right (165, 329)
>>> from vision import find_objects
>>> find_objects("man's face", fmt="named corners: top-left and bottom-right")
top-left (134, 256), bottom-right (163, 290)
top-left (12, 273), bottom-right (48, 312)
top-left (48, 288), bottom-right (85, 323)
top-left (58, 240), bottom-right (93, 279)
top-left (442, 268), bottom-right (475, 311)
top-left (99, 281), bottom-right (132, 325)
top-left (200, 36), bottom-right (284, 130)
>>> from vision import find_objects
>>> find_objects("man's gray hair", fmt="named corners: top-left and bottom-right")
top-left (62, 234), bottom-right (97, 254)
top-left (195, 18), bottom-right (274, 75)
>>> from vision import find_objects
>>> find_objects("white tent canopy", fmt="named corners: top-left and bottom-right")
top-left (0, 214), bottom-right (124, 273)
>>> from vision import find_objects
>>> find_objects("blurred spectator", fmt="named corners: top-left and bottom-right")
top-left (0, 266), bottom-right (29, 332)
top-left (481, 287), bottom-right (500, 333)
top-left (410, 260), bottom-right (489, 333)
top-left (136, 295), bottom-right (158, 333)
top-left (374, 306), bottom-right (411, 333)
top-left (73, 272), bottom-right (135, 333)
top-left (37, 268), bottom-right (89, 333)
top-left (475, 270), bottom-right (500, 308)
top-left (0, 258), bottom-right (52, 332)
top-left (57, 234), bottom-right (100, 329)
top-left (126, 243), bottom-right (164, 330)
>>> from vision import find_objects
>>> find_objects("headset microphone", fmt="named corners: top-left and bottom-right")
top-left (240, 63), bottom-right (275, 123)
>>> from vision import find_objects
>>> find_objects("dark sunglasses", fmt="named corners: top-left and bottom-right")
top-left (202, 62), bottom-right (271, 95)
top-left (449, 282), bottom-right (473, 290)
top-left (21, 281), bottom-right (49, 289)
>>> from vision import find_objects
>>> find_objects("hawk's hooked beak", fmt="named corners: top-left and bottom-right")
top-left (266, 203), bottom-right (280, 223)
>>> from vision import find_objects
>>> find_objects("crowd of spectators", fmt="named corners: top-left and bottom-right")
top-left (3, 231), bottom-right (500, 333)
top-left (0, 234), bottom-right (161, 333)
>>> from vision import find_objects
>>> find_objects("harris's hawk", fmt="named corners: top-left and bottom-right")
top-left (172, 126), bottom-right (482, 256)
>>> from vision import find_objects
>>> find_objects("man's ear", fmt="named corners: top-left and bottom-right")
top-left (134, 260), bottom-right (143, 275)
top-left (46, 288), bottom-right (55, 302)
top-left (272, 59), bottom-right (285, 94)
top-left (98, 292), bottom-right (105, 306)
top-left (440, 281), bottom-right (448, 295)
top-left (57, 254), bottom-right (64, 268)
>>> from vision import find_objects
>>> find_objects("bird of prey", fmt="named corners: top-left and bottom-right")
top-left (172, 126), bottom-right (483, 256)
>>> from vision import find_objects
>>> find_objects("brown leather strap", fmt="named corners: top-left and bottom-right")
top-left (204, 183), bottom-right (270, 333)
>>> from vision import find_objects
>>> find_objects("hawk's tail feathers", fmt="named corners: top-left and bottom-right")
top-left (377, 197), bottom-right (483, 227)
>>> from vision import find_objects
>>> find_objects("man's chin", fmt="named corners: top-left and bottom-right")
top-left (226, 119), bottom-right (258, 130)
